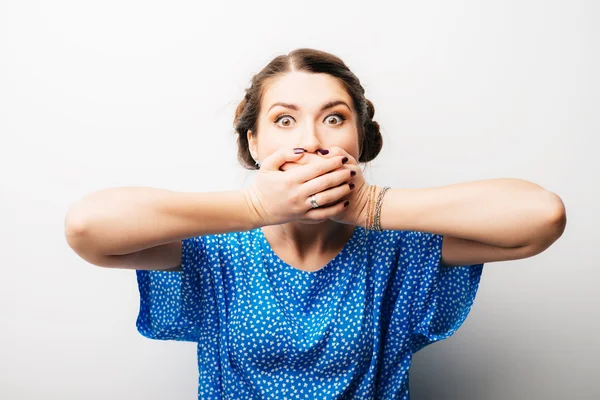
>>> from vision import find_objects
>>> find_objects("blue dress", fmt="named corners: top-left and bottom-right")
top-left (135, 226), bottom-right (484, 399)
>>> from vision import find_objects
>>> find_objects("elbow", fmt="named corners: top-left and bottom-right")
top-left (65, 200), bottom-right (89, 235)
top-left (64, 204), bottom-right (103, 267)
top-left (529, 192), bottom-right (566, 254)
top-left (547, 192), bottom-right (567, 241)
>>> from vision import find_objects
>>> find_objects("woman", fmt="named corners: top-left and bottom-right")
top-left (65, 48), bottom-right (566, 399)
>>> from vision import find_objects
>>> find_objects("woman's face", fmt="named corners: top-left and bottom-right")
top-left (247, 71), bottom-right (361, 171)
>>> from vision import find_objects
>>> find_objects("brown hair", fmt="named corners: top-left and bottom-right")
top-left (233, 48), bottom-right (383, 170)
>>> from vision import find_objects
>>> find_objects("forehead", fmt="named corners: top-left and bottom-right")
top-left (262, 71), bottom-right (350, 110)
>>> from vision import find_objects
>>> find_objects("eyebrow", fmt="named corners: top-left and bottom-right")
top-left (267, 100), bottom-right (351, 114)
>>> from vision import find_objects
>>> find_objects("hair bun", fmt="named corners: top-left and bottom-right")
top-left (360, 107), bottom-right (383, 163)
top-left (365, 98), bottom-right (375, 120)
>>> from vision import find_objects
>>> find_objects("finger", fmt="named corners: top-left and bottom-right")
top-left (304, 197), bottom-right (350, 220)
top-left (280, 151), bottom-right (322, 170)
top-left (291, 155), bottom-right (348, 184)
top-left (261, 148), bottom-right (306, 171)
top-left (299, 166), bottom-right (354, 200)
top-left (304, 179), bottom-right (354, 209)
top-left (318, 146), bottom-right (357, 165)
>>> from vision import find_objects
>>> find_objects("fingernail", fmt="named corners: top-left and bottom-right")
top-left (294, 148), bottom-right (305, 154)
top-left (342, 157), bottom-right (348, 164)
top-left (350, 171), bottom-right (356, 177)
top-left (344, 201), bottom-right (350, 207)
top-left (349, 183), bottom-right (355, 190)
top-left (317, 149), bottom-right (329, 155)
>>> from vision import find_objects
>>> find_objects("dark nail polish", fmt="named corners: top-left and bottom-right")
top-left (342, 157), bottom-right (348, 164)
top-left (349, 183), bottom-right (355, 190)
top-left (344, 201), bottom-right (350, 207)
top-left (350, 171), bottom-right (356, 177)
top-left (318, 149), bottom-right (329, 155)
top-left (294, 148), bottom-right (305, 154)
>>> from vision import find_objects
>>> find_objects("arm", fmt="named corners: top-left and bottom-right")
top-left (372, 178), bottom-right (566, 263)
top-left (64, 187), bottom-right (259, 268)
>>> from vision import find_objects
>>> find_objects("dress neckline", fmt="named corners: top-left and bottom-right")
top-left (257, 225), bottom-right (362, 276)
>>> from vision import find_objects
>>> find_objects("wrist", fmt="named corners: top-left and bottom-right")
top-left (358, 184), bottom-right (380, 229)
top-left (361, 184), bottom-right (391, 231)
top-left (241, 188), bottom-right (266, 229)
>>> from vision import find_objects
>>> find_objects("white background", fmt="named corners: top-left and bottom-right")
top-left (1, 0), bottom-right (597, 399)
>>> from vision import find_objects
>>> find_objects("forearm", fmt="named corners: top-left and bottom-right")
top-left (65, 187), bottom-right (258, 256)
top-left (376, 178), bottom-right (565, 248)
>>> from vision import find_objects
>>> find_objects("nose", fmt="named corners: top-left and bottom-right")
top-left (296, 123), bottom-right (325, 156)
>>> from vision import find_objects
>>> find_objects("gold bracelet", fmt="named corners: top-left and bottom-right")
top-left (365, 184), bottom-right (372, 229)
top-left (369, 185), bottom-right (378, 230)
top-left (373, 186), bottom-right (391, 231)
top-left (369, 185), bottom-right (379, 230)
top-left (365, 184), bottom-right (377, 230)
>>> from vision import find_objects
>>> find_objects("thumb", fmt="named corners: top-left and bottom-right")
top-left (261, 148), bottom-right (306, 171)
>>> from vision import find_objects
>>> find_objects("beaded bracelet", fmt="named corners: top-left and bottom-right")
top-left (366, 185), bottom-right (391, 232)
top-left (372, 186), bottom-right (391, 231)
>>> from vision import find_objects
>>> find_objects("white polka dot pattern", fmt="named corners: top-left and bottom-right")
top-left (135, 226), bottom-right (484, 399)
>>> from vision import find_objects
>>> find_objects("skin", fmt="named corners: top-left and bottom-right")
top-left (247, 71), bottom-right (363, 269)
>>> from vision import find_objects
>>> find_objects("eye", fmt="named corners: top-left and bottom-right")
top-left (273, 112), bottom-right (347, 128)
top-left (324, 112), bottom-right (346, 125)
top-left (273, 114), bottom-right (294, 127)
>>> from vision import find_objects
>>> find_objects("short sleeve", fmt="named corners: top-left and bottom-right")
top-left (135, 236), bottom-right (210, 342)
top-left (401, 230), bottom-right (484, 353)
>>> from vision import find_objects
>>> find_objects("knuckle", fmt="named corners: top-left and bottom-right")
top-left (318, 163), bottom-right (329, 175)
top-left (289, 191), bottom-right (300, 204)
